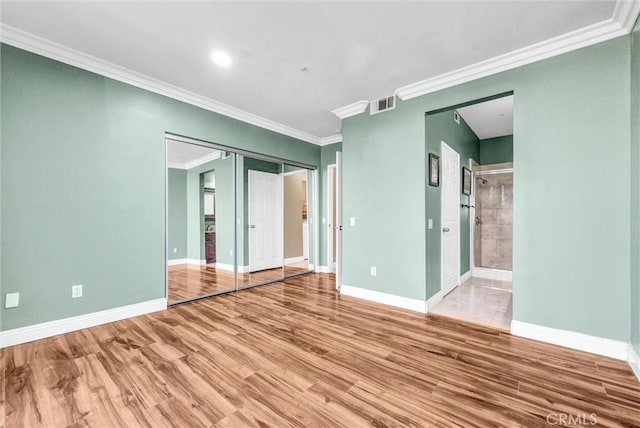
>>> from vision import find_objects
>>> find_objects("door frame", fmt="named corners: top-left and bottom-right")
top-left (326, 163), bottom-right (337, 273)
top-left (440, 141), bottom-right (461, 296)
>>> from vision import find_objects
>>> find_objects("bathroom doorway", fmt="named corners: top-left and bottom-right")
top-left (429, 94), bottom-right (514, 331)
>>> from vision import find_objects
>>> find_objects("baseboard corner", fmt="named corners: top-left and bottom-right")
top-left (629, 344), bottom-right (640, 382)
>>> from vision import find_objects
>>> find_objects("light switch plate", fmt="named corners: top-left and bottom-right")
top-left (428, 219), bottom-right (433, 229)
top-left (350, 217), bottom-right (356, 226)
top-left (5, 292), bottom-right (19, 308)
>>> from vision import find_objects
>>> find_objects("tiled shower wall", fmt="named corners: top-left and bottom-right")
top-left (474, 172), bottom-right (513, 271)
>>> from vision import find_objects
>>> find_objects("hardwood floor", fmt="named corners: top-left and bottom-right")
top-left (168, 264), bottom-right (309, 303)
top-left (3, 273), bottom-right (639, 427)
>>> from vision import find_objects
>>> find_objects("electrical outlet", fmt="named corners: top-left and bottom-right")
top-left (229, 250), bottom-right (233, 256)
top-left (5, 292), bottom-right (19, 308)
top-left (370, 266), bottom-right (377, 276)
top-left (173, 248), bottom-right (177, 254)
top-left (350, 217), bottom-right (356, 226)
top-left (71, 284), bottom-right (83, 299)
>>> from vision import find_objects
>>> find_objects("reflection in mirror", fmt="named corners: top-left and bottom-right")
top-left (236, 154), bottom-right (285, 288)
top-left (283, 165), bottom-right (313, 276)
top-left (166, 139), bottom-right (236, 304)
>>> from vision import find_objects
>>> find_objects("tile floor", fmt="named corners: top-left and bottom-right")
top-left (430, 276), bottom-right (512, 330)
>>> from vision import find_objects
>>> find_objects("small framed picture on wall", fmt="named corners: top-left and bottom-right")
top-left (462, 166), bottom-right (472, 195)
top-left (428, 153), bottom-right (440, 187)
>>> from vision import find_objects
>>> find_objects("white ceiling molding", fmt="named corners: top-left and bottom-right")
top-left (319, 134), bottom-right (343, 146)
top-left (613, 0), bottom-right (640, 32)
top-left (395, 1), bottom-right (639, 101)
top-left (168, 151), bottom-right (222, 170)
top-left (331, 101), bottom-right (369, 119)
top-left (0, 24), bottom-right (329, 146)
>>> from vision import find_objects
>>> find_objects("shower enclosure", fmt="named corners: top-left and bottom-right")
top-left (473, 170), bottom-right (513, 272)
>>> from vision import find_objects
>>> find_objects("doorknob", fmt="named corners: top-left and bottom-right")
top-left (442, 227), bottom-right (450, 233)
top-left (250, 224), bottom-right (256, 229)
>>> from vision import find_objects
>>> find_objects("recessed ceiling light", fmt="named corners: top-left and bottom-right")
top-left (211, 50), bottom-right (232, 67)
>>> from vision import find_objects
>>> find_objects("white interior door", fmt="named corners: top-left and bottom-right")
top-left (335, 152), bottom-right (343, 291)
top-left (441, 141), bottom-right (460, 296)
top-left (249, 170), bottom-right (283, 272)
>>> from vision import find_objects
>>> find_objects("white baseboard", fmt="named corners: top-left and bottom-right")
top-left (188, 258), bottom-right (206, 266)
top-left (472, 267), bottom-right (512, 281)
top-left (315, 265), bottom-right (333, 273)
top-left (215, 262), bottom-right (250, 273)
top-left (459, 270), bottom-right (472, 284)
top-left (168, 258), bottom-right (187, 266)
top-left (510, 320), bottom-right (629, 361)
top-left (340, 284), bottom-right (426, 313)
top-left (629, 345), bottom-right (640, 382)
top-left (0, 298), bottom-right (167, 348)
top-left (284, 256), bottom-right (305, 264)
top-left (425, 290), bottom-right (444, 313)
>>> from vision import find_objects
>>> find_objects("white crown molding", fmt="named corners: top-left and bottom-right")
top-left (0, 298), bottom-right (167, 348)
top-left (396, 17), bottom-right (629, 101)
top-left (334, 1), bottom-right (640, 114)
top-left (613, 0), bottom-right (640, 32)
top-left (167, 150), bottom-right (223, 170)
top-left (184, 150), bottom-right (222, 169)
top-left (510, 320), bottom-right (629, 361)
top-left (319, 134), bottom-right (343, 146)
top-left (331, 101), bottom-right (369, 119)
top-left (0, 24), bottom-right (327, 146)
top-left (340, 284), bottom-right (426, 313)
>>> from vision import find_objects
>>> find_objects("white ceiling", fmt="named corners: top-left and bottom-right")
top-left (167, 139), bottom-right (222, 168)
top-left (457, 95), bottom-right (514, 140)
top-left (0, 1), bottom-right (624, 141)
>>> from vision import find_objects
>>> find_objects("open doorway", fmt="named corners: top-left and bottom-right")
top-left (428, 94), bottom-right (514, 331)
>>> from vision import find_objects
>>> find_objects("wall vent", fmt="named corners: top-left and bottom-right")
top-left (453, 111), bottom-right (461, 124)
top-left (222, 151), bottom-right (232, 159)
top-left (370, 95), bottom-right (396, 115)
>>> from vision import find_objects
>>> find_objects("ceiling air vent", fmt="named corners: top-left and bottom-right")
top-left (370, 95), bottom-right (396, 115)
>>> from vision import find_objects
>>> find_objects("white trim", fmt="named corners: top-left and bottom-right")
top-left (183, 151), bottom-right (222, 170)
top-left (188, 258), bottom-right (207, 266)
top-left (629, 345), bottom-right (640, 382)
top-left (425, 290), bottom-right (444, 313)
top-left (340, 285), bottom-right (426, 313)
top-left (319, 134), bottom-right (342, 146)
top-left (460, 270), bottom-right (472, 284)
top-left (315, 265), bottom-right (333, 273)
top-left (613, 0), bottom-right (640, 32)
top-left (326, 163), bottom-right (337, 275)
top-left (283, 169), bottom-right (306, 176)
top-left (510, 320), bottom-right (629, 361)
top-left (168, 258), bottom-right (188, 266)
top-left (284, 256), bottom-right (305, 264)
top-left (395, 13), bottom-right (634, 101)
top-left (331, 101), bottom-right (369, 119)
top-left (215, 262), bottom-right (249, 273)
top-left (440, 141), bottom-right (461, 297)
top-left (472, 267), bottom-right (512, 281)
top-left (0, 24), bottom-right (330, 146)
top-left (0, 298), bottom-right (167, 348)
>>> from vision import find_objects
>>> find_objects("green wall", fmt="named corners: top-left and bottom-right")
top-left (168, 168), bottom-right (188, 260)
top-left (425, 110), bottom-right (479, 278)
top-left (479, 135), bottom-right (513, 165)
top-left (319, 143), bottom-right (342, 267)
top-left (630, 17), bottom-right (640, 354)
top-left (1, 44), bottom-right (320, 331)
top-left (343, 36), bottom-right (631, 342)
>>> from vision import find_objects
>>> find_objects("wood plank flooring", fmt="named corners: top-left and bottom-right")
top-left (3, 273), bottom-right (639, 427)
top-left (168, 264), bottom-right (308, 303)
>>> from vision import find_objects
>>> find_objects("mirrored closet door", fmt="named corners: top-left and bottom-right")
top-left (166, 135), bottom-right (317, 305)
